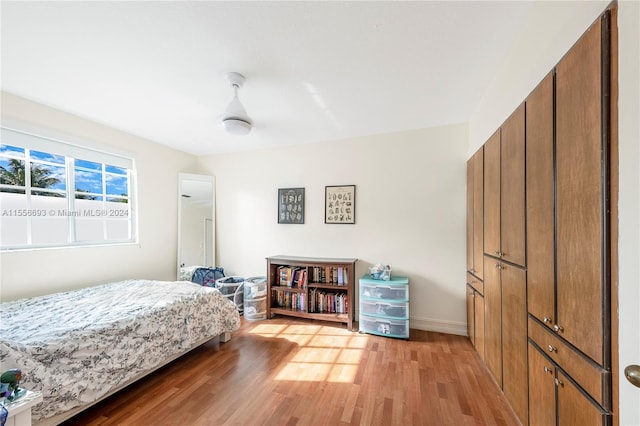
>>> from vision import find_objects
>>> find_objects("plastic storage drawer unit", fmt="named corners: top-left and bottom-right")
top-left (359, 275), bottom-right (409, 339)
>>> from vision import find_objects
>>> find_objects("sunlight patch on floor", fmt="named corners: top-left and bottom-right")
top-left (249, 323), bottom-right (368, 382)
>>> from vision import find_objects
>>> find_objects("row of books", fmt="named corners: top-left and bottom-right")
top-left (272, 289), bottom-right (349, 314)
top-left (310, 266), bottom-right (349, 285)
top-left (278, 266), bottom-right (349, 287)
top-left (309, 288), bottom-right (348, 314)
top-left (272, 290), bottom-right (306, 311)
top-left (278, 266), bottom-right (308, 288)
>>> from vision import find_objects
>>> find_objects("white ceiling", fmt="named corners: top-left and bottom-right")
top-left (2, 1), bottom-right (542, 156)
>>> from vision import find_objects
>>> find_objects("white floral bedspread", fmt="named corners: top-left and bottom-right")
top-left (0, 280), bottom-right (241, 422)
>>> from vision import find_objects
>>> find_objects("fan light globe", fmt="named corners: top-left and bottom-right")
top-left (222, 118), bottom-right (252, 135)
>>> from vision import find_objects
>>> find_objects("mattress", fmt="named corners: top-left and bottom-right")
top-left (0, 279), bottom-right (241, 422)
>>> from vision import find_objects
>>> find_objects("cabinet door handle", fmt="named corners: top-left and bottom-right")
top-left (553, 324), bottom-right (564, 333)
top-left (547, 345), bottom-right (557, 353)
top-left (543, 366), bottom-right (553, 374)
top-left (554, 378), bottom-right (564, 387)
top-left (494, 251), bottom-right (503, 257)
top-left (624, 365), bottom-right (640, 388)
top-left (543, 317), bottom-right (553, 324)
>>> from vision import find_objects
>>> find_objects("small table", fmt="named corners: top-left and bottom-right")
top-left (3, 390), bottom-right (43, 426)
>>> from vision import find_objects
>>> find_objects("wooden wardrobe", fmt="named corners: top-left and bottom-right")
top-left (466, 6), bottom-right (616, 425)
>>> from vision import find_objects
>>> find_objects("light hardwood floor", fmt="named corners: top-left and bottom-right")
top-left (61, 318), bottom-right (519, 425)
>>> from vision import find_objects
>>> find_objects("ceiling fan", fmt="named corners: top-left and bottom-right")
top-left (220, 72), bottom-right (252, 136)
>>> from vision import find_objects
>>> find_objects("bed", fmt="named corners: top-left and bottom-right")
top-left (0, 279), bottom-right (241, 425)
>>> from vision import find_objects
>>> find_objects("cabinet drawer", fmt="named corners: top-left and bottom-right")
top-left (467, 272), bottom-right (483, 294)
top-left (360, 282), bottom-right (408, 301)
top-left (359, 315), bottom-right (409, 339)
top-left (528, 317), bottom-right (610, 409)
top-left (360, 300), bottom-right (408, 320)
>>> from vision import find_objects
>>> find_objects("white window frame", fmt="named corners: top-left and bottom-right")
top-left (1, 127), bottom-right (138, 251)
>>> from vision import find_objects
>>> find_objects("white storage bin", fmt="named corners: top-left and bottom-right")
top-left (244, 296), bottom-right (267, 321)
top-left (244, 276), bottom-right (268, 300)
top-left (215, 276), bottom-right (244, 312)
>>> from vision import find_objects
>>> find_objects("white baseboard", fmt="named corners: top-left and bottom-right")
top-left (410, 316), bottom-right (467, 336)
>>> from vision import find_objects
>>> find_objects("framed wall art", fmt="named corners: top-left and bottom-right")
top-left (278, 187), bottom-right (305, 224)
top-left (325, 185), bottom-right (355, 224)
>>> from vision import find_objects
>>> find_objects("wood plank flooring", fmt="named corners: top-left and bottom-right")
top-left (61, 318), bottom-right (519, 426)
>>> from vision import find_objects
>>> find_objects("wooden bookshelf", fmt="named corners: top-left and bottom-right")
top-left (266, 255), bottom-right (357, 330)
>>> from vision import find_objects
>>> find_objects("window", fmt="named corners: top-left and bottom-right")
top-left (0, 127), bottom-right (137, 250)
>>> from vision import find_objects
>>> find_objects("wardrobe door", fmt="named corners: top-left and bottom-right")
top-left (474, 292), bottom-right (485, 361)
top-left (556, 17), bottom-right (606, 365)
top-left (501, 264), bottom-right (528, 425)
top-left (483, 131), bottom-right (501, 258)
top-left (466, 285), bottom-right (475, 344)
top-left (483, 255), bottom-right (502, 387)
top-left (557, 371), bottom-right (608, 426)
top-left (472, 148), bottom-right (484, 279)
top-left (528, 343), bottom-right (556, 426)
top-left (526, 72), bottom-right (556, 329)
top-left (500, 104), bottom-right (526, 267)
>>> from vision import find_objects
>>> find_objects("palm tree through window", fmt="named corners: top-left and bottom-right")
top-left (0, 133), bottom-right (135, 249)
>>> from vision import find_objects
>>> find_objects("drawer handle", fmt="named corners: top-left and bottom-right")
top-left (543, 366), bottom-right (553, 374)
top-left (547, 345), bottom-right (557, 353)
top-left (494, 251), bottom-right (503, 257)
top-left (543, 317), bottom-right (553, 324)
top-left (553, 324), bottom-right (564, 333)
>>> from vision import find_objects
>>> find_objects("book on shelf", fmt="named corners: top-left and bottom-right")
top-left (308, 266), bottom-right (348, 285)
top-left (296, 269), bottom-right (308, 289)
top-left (278, 266), bottom-right (305, 287)
top-left (273, 290), bottom-right (306, 312)
top-left (308, 289), bottom-right (348, 314)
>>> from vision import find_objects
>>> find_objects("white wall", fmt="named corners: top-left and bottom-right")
top-left (468, 2), bottom-right (640, 424)
top-left (616, 2), bottom-right (640, 424)
top-left (0, 92), bottom-right (198, 301)
top-left (199, 124), bottom-right (469, 334)
top-left (468, 0), bottom-right (611, 153)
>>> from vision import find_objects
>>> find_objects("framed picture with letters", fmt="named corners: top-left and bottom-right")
top-left (325, 185), bottom-right (355, 224)
top-left (278, 188), bottom-right (305, 224)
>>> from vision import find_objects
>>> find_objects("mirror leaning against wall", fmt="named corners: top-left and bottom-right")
top-left (177, 173), bottom-right (215, 280)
